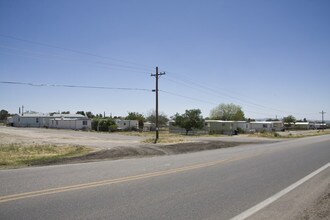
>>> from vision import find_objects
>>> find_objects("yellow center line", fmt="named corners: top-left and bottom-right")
top-left (0, 154), bottom-right (256, 203)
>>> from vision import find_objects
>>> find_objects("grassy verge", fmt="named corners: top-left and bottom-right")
top-left (282, 129), bottom-right (330, 138)
top-left (121, 131), bottom-right (189, 144)
top-left (123, 130), bottom-right (227, 144)
top-left (249, 129), bottom-right (330, 138)
top-left (0, 144), bottom-right (94, 168)
top-left (248, 132), bottom-right (281, 138)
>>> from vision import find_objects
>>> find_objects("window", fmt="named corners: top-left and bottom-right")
top-left (263, 124), bottom-right (268, 128)
top-left (83, 121), bottom-right (87, 126)
top-left (36, 118), bottom-right (39, 123)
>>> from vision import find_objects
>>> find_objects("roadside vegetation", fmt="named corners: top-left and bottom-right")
top-left (249, 129), bottom-right (330, 138)
top-left (0, 144), bottom-right (93, 168)
top-left (123, 130), bottom-right (228, 144)
top-left (121, 130), bottom-right (188, 144)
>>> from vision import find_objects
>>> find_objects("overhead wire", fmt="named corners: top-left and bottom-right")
top-left (0, 35), bottom-right (320, 118)
top-left (159, 90), bottom-right (276, 117)
top-left (163, 71), bottom-right (311, 116)
top-left (159, 90), bottom-right (217, 105)
top-left (166, 73), bottom-right (287, 112)
top-left (0, 45), bottom-right (151, 74)
top-left (0, 34), bottom-right (154, 72)
top-left (0, 81), bottom-right (153, 92)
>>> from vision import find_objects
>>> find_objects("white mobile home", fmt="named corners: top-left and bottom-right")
top-left (249, 121), bottom-right (272, 132)
top-left (10, 113), bottom-right (91, 130)
top-left (236, 121), bottom-right (250, 132)
top-left (249, 121), bottom-right (284, 132)
top-left (114, 119), bottom-right (139, 130)
top-left (293, 122), bottom-right (315, 130)
top-left (11, 114), bottom-right (51, 128)
top-left (205, 120), bottom-right (237, 134)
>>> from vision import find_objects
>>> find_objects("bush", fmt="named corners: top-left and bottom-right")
top-left (273, 132), bottom-right (279, 137)
top-left (236, 127), bottom-right (245, 134)
top-left (109, 124), bottom-right (118, 132)
top-left (92, 118), bottom-right (117, 132)
top-left (92, 118), bottom-right (100, 131)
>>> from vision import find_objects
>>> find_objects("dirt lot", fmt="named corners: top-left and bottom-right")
top-left (0, 126), bottom-right (275, 164)
top-left (0, 126), bottom-right (145, 149)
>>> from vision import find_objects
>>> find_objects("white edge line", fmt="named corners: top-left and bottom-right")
top-left (230, 162), bottom-right (330, 220)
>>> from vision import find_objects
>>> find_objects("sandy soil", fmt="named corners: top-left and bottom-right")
top-left (0, 126), bottom-right (269, 164)
top-left (299, 185), bottom-right (330, 220)
top-left (0, 126), bottom-right (145, 149)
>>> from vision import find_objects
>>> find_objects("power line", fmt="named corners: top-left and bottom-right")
top-left (164, 71), bottom-right (309, 116)
top-left (0, 45), bottom-right (152, 74)
top-left (159, 90), bottom-right (217, 105)
top-left (159, 90), bottom-right (277, 117)
top-left (0, 81), bottom-right (153, 92)
top-left (166, 74), bottom-right (288, 113)
top-left (0, 34), bottom-right (154, 71)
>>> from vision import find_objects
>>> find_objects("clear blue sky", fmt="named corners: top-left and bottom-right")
top-left (1, 0), bottom-right (329, 120)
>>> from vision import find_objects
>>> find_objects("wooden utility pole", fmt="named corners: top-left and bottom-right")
top-left (151, 66), bottom-right (165, 142)
top-left (320, 110), bottom-right (326, 130)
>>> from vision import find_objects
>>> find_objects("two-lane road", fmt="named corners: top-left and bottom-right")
top-left (1, 135), bottom-right (329, 219)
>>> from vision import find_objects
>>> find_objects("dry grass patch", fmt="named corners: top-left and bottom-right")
top-left (142, 133), bottom-right (189, 144)
top-left (249, 129), bottom-right (330, 138)
top-left (119, 130), bottom-right (189, 144)
top-left (0, 143), bottom-right (93, 168)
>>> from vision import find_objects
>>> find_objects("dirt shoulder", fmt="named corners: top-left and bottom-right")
top-left (248, 167), bottom-right (330, 220)
top-left (34, 140), bottom-right (264, 165)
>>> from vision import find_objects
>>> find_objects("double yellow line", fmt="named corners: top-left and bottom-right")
top-left (0, 156), bottom-right (248, 203)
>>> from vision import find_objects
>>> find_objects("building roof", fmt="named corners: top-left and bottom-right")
top-left (15, 113), bottom-right (50, 118)
top-left (52, 114), bottom-right (87, 118)
top-left (14, 113), bottom-right (88, 119)
top-left (294, 122), bottom-right (311, 125)
top-left (250, 121), bottom-right (274, 124)
top-left (205, 120), bottom-right (236, 123)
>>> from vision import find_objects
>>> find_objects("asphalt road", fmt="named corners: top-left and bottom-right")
top-left (1, 135), bottom-right (329, 219)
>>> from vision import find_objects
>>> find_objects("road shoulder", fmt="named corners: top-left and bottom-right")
top-left (247, 166), bottom-right (330, 220)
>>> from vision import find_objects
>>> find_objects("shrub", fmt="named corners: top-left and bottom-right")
top-left (92, 118), bottom-right (116, 132)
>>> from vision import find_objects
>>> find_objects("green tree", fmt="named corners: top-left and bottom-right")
top-left (283, 115), bottom-right (296, 127)
top-left (125, 112), bottom-right (145, 130)
top-left (76, 111), bottom-right (85, 116)
top-left (86, 111), bottom-right (94, 118)
top-left (172, 109), bottom-right (204, 135)
top-left (209, 103), bottom-right (245, 121)
top-left (92, 118), bottom-right (117, 132)
top-left (0, 109), bottom-right (10, 121)
top-left (95, 113), bottom-right (103, 118)
top-left (146, 110), bottom-right (169, 127)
